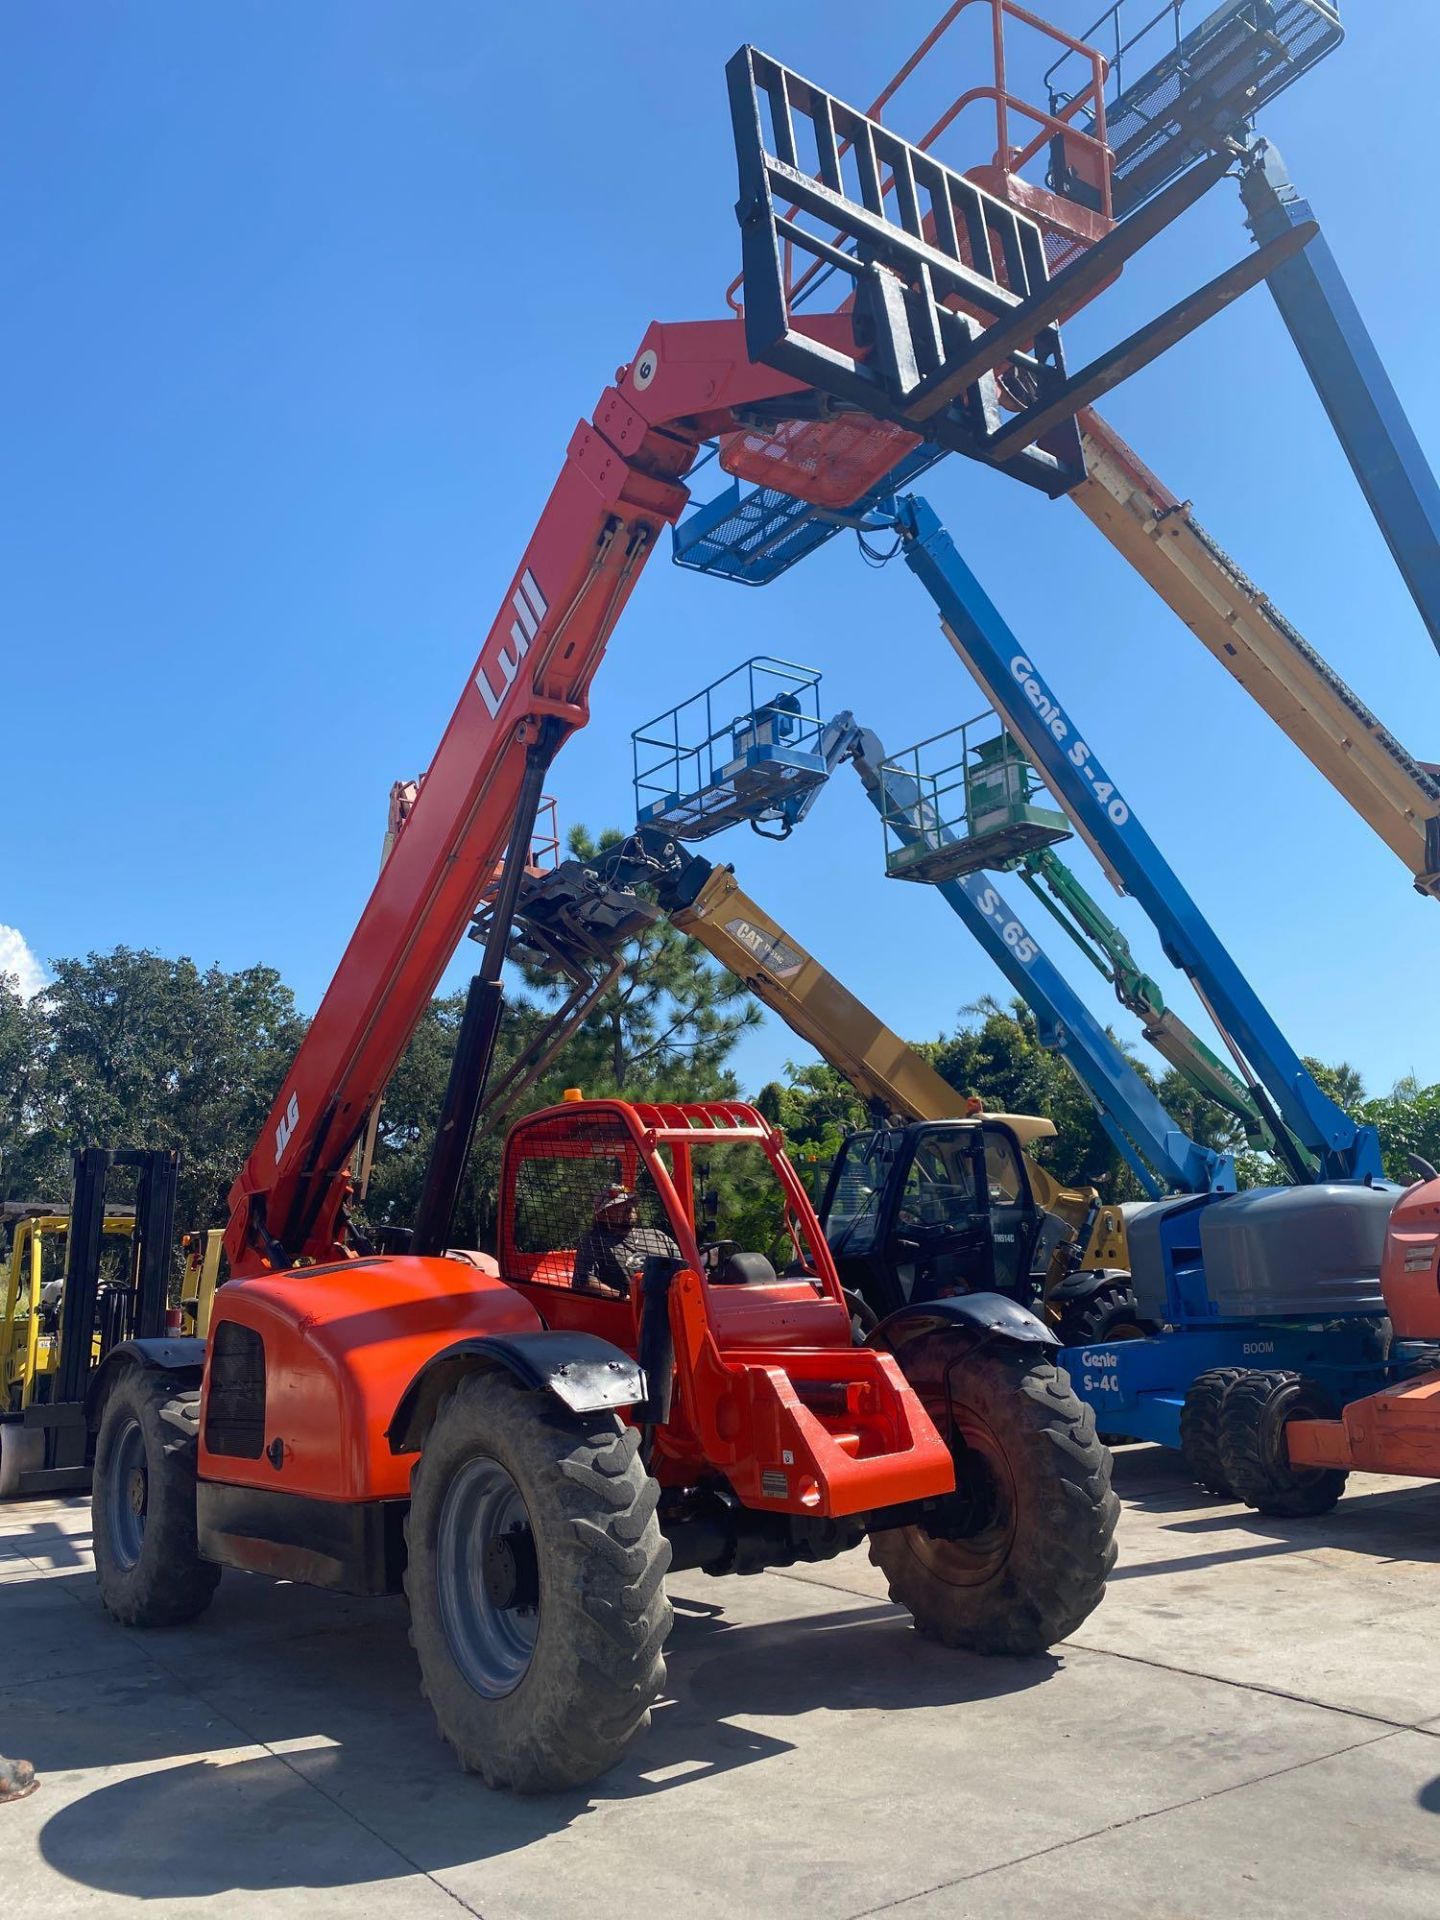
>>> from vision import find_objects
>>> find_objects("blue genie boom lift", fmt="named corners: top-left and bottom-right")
top-left (627, 643), bottom-right (1418, 1496)
top-left (635, 2), bottom-right (1440, 1508)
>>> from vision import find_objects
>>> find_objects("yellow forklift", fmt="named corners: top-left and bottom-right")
top-left (0, 1152), bottom-right (221, 1498)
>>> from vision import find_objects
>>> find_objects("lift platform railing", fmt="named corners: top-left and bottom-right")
top-left (727, 43), bottom-right (1309, 500)
top-left (725, 2), bottom-right (1118, 325)
top-left (1046, 1), bottom-right (1344, 218)
top-left (632, 658), bottom-right (830, 841)
top-left (878, 714), bottom-right (1073, 883)
top-left (704, 3), bottom-right (1123, 572)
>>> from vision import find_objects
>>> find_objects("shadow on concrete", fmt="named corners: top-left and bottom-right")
top-left (1107, 1443), bottom-right (1440, 1567)
top-left (32, 1572), bottom-right (1058, 1895)
top-left (0, 1519), bottom-right (92, 1570)
top-left (1419, 1775), bottom-right (1440, 1815)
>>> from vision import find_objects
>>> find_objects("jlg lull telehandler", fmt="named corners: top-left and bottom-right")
top-left (81, 31), bottom-right (1296, 1787)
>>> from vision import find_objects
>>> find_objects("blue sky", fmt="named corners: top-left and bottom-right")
top-left (4, 3), bottom-right (1438, 1110)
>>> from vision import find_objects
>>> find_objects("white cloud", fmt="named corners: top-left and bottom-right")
top-left (0, 925), bottom-right (47, 999)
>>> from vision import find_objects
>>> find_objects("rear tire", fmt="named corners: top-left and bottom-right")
top-left (92, 1368), bottom-right (220, 1626)
top-left (869, 1337), bottom-right (1117, 1654)
top-left (1179, 1367), bottom-right (1244, 1498)
top-left (405, 1370), bottom-right (672, 1792)
top-left (1218, 1369), bottom-right (1348, 1518)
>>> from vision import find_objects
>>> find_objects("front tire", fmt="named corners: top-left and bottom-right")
top-left (92, 1368), bottom-right (220, 1626)
top-left (869, 1337), bottom-right (1118, 1654)
top-left (405, 1370), bottom-right (672, 1792)
top-left (1218, 1369), bottom-right (1347, 1518)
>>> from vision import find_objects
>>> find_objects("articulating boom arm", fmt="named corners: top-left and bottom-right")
top-left (224, 315), bottom-right (861, 1274)
top-left (894, 494), bottom-right (1384, 1185)
top-left (1015, 847), bottom-right (1297, 1163)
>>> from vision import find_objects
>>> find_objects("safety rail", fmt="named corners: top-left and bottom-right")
top-left (632, 658), bottom-right (829, 841)
top-left (879, 715), bottom-right (1072, 884)
top-left (1046, 0), bottom-right (1344, 217)
top-left (724, 1), bottom-right (1116, 320)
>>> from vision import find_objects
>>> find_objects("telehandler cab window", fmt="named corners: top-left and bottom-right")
top-left (508, 1112), bottom-right (672, 1293)
top-left (984, 1132), bottom-right (1025, 1206)
top-left (693, 1140), bottom-right (821, 1280)
top-left (899, 1134), bottom-right (980, 1231)
top-left (825, 1131), bottom-right (904, 1255)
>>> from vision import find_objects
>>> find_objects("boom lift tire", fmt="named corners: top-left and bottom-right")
top-left (1179, 1367), bottom-right (1245, 1498)
top-left (92, 1368), bottom-right (220, 1626)
top-left (1218, 1368), bottom-right (1348, 1519)
top-left (868, 1339), bottom-right (1117, 1654)
top-left (403, 1369), bottom-right (672, 1792)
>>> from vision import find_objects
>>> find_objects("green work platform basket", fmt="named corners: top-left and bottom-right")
top-left (880, 719), bottom-right (1073, 885)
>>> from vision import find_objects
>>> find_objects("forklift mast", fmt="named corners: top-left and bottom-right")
top-left (11, 1148), bottom-right (180, 1495)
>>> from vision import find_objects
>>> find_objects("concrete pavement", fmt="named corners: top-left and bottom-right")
top-left (1, 1446), bottom-right (1437, 1918)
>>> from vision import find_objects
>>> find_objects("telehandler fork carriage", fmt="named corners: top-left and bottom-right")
top-left (88, 35), bottom-right (1303, 1791)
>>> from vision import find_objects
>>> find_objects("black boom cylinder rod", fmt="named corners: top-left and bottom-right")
top-left (411, 719), bottom-right (563, 1257)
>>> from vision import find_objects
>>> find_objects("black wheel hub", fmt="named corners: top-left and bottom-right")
top-left (127, 1468), bottom-right (147, 1518)
top-left (482, 1526), bottom-right (540, 1612)
top-left (930, 1444), bottom-right (1003, 1540)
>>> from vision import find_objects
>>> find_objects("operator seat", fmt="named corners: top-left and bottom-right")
top-left (712, 1250), bottom-right (778, 1286)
